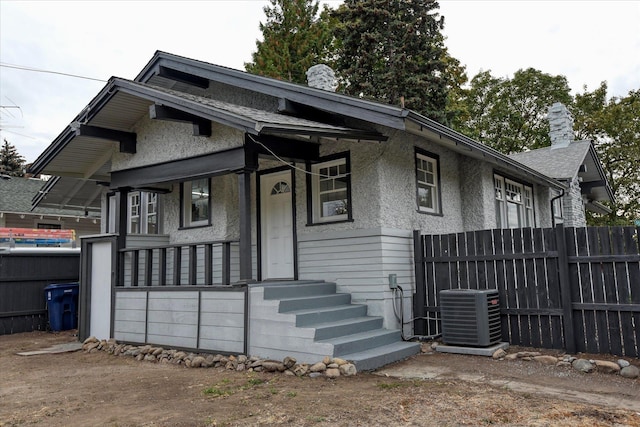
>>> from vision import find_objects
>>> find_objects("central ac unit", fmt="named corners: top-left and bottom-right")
top-left (439, 289), bottom-right (501, 347)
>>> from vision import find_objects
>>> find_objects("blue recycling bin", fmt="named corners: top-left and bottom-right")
top-left (44, 283), bottom-right (79, 331)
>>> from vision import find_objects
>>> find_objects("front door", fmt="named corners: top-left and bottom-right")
top-left (260, 170), bottom-right (295, 280)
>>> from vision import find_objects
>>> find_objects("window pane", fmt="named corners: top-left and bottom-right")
top-left (507, 201), bottom-right (521, 228)
top-left (320, 190), bottom-right (348, 217)
top-left (319, 179), bottom-right (332, 192)
top-left (190, 179), bottom-right (209, 224)
top-left (418, 185), bottom-right (433, 209)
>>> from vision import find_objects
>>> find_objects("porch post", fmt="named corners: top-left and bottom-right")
top-left (238, 171), bottom-right (253, 283)
top-left (115, 188), bottom-right (130, 287)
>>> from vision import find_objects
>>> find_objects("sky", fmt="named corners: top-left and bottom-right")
top-left (1, 0), bottom-right (639, 164)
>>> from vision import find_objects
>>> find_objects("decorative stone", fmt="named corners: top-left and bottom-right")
top-left (191, 356), bottom-right (205, 368)
top-left (327, 363), bottom-right (339, 369)
top-left (152, 347), bottom-right (163, 356)
top-left (283, 356), bottom-right (296, 369)
top-left (332, 358), bottom-right (348, 366)
top-left (293, 364), bottom-right (309, 377)
top-left (594, 360), bottom-right (620, 374)
top-left (556, 361), bottom-right (571, 367)
top-left (492, 349), bottom-right (507, 359)
top-left (533, 355), bottom-right (558, 365)
top-left (310, 362), bottom-right (327, 373)
top-left (83, 336), bottom-right (98, 344)
top-left (620, 365), bottom-right (639, 379)
top-left (618, 359), bottom-right (630, 368)
top-left (238, 355), bottom-right (248, 364)
top-left (236, 363), bottom-right (245, 372)
top-left (174, 351), bottom-right (187, 360)
top-left (504, 354), bottom-right (519, 360)
top-left (309, 372), bottom-right (323, 378)
top-left (572, 359), bottom-right (595, 373)
top-left (83, 342), bottom-right (100, 352)
top-left (262, 361), bottom-right (285, 372)
top-left (325, 368), bottom-right (340, 378)
top-left (135, 353), bottom-right (144, 361)
top-left (518, 352), bottom-right (541, 358)
top-left (143, 354), bottom-right (156, 362)
top-left (339, 363), bottom-right (357, 376)
top-left (284, 370), bottom-right (295, 376)
top-left (322, 356), bottom-right (332, 365)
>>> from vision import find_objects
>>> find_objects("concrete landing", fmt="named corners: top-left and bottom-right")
top-left (434, 342), bottom-right (509, 356)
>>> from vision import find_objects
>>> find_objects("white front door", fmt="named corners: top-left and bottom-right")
top-left (260, 171), bottom-right (295, 280)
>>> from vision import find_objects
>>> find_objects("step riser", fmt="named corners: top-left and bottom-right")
top-left (351, 344), bottom-right (421, 371)
top-left (295, 305), bottom-right (368, 327)
top-left (314, 317), bottom-right (383, 340)
top-left (264, 282), bottom-right (336, 300)
top-left (278, 293), bottom-right (351, 312)
top-left (333, 332), bottom-right (401, 355)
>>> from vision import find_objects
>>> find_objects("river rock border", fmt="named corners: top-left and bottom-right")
top-left (486, 347), bottom-right (639, 379)
top-left (81, 337), bottom-right (357, 379)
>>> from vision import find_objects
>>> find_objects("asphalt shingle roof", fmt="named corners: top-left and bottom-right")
top-left (507, 141), bottom-right (592, 180)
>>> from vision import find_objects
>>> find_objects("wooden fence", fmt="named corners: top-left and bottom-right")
top-left (413, 225), bottom-right (640, 357)
top-left (0, 249), bottom-right (80, 335)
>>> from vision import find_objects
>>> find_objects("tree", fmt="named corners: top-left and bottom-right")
top-left (452, 68), bottom-right (573, 153)
top-left (0, 138), bottom-right (25, 177)
top-left (332, 0), bottom-right (450, 123)
top-left (245, 0), bottom-right (334, 84)
top-left (574, 85), bottom-right (640, 225)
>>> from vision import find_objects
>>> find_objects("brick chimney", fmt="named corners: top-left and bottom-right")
top-left (547, 102), bottom-right (574, 149)
top-left (306, 64), bottom-right (337, 92)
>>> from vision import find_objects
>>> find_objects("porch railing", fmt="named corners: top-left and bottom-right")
top-left (118, 240), bottom-right (239, 287)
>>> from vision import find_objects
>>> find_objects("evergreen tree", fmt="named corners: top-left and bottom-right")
top-left (245, 0), bottom-right (334, 84)
top-left (0, 139), bottom-right (25, 177)
top-left (332, 0), bottom-right (450, 123)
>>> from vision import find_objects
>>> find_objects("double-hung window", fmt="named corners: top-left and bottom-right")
top-left (182, 178), bottom-right (211, 228)
top-left (495, 174), bottom-right (534, 229)
top-left (308, 154), bottom-right (351, 224)
top-left (415, 149), bottom-right (441, 214)
top-left (128, 191), bottom-right (159, 234)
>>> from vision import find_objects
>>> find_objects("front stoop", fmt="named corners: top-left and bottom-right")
top-left (249, 280), bottom-right (420, 371)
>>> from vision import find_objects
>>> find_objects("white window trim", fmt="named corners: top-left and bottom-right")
top-left (495, 174), bottom-right (535, 229)
top-left (183, 179), bottom-right (210, 228)
top-left (415, 151), bottom-right (440, 214)
top-left (127, 191), bottom-right (159, 234)
top-left (311, 157), bottom-right (349, 223)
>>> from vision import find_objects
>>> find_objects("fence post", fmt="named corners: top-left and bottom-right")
top-left (412, 230), bottom-right (427, 336)
top-left (555, 224), bottom-right (576, 353)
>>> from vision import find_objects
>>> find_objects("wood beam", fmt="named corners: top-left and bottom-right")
top-left (75, 124), bottom-right (136, 154)
top-left (158, 66), bottom-right (209, 89)
top-left (245, 134), bottom-right (320, 162)
top-left (149, 104), bottom-right (212, 137)
top-left (238, 171), bottom-right (252, 283)
top-left (110, 146), bottom-right (250, 189)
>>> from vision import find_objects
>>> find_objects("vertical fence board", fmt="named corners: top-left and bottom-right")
top-left (463, 231), bottom-right (475, 290)
top-left (607, 227), bottom-right (625, 355)
top-left (513, 230), bottom-right (531, 346)
top-left (624, 227), bottom-right (640, 356)
top-left (425, 234), bottom-right (438, 336)
top-left (449, 233), bottom-right (460, 289)
top-left (592, 227), bottom-right (615, 353)
top-left (544, 227), bottom-right (565, 349)
top-left (475, 230), bottom-right (488, 290)
top-left (575, 227), bottom-right (598, 353)
top-left (492, 229), bottom-right (510, 342)
top-left (523, 228), bottom-right (541, 347)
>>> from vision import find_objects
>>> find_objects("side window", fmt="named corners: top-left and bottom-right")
top-left (128, 191), bottom-right (160, 234)
top-left (495, 174), bottom-right (535, 229)
top-left (308, 154), bottom-right (351, 224)
top-left (415, 149), bottom-right (441, 214)
top-left (182, 178), bottom-right (211, 228)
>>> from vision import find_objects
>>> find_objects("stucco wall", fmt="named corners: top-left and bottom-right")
top-left (111, 116), bottom-right (244, 172)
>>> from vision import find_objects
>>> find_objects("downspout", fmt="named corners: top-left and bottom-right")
top-left (551, 188), bottom-right (565, 227)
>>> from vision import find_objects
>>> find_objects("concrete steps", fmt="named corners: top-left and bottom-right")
top-left (257, 280), bottom-right (420, 370)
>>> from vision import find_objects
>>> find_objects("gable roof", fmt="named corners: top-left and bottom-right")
top-left (29, 51), bottom-right (566, 211)
top-left (0, 175), bottom-right (98, 217)
top-left (508, 140), bottom-right (613, 203)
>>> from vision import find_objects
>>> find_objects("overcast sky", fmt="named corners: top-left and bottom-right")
top-left (1, 0), bottom-right (639, 163)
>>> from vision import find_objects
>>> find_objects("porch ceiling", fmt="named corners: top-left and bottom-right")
top-left (32, 176), bottom-right (103, 213)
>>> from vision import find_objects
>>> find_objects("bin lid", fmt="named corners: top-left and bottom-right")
top-left (44, 282), bottom-right (79, 290)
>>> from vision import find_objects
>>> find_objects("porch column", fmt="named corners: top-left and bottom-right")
top-left (237, 171), bottom-right (253, 283)
top-left (115, 188), bottom-right (130, 287)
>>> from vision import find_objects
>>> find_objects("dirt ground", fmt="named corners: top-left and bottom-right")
top-left (1, 331), bottom-right (639, 427)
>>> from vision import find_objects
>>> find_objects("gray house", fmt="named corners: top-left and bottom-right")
top-left (29, 51), bottom-right (569, 369)
top-left (509, 102), bottom-right (613, 227)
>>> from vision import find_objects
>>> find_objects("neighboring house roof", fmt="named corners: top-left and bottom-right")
top-left (29, 51), bottom-right (566, 210)
top-left (0, 175), bottom-right (97, 217)
top-left (508, 140), bottom-right (614, 204)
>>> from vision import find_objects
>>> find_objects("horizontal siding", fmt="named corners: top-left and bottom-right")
top-left (112, 288), bottom-right (245, 353)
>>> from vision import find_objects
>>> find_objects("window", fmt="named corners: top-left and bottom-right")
top-left (415, 150), bottom-right (441, 214)
top-left (495, 174), bottom-right (534, 229)
top-left (552, 190), bottom-right (564, 225)
top-left (182, 178), bottom-right (210, 227)
top-left (309, 154), bottom-right (351, 224)
top-left (128, 191), bottom-right (159, 234)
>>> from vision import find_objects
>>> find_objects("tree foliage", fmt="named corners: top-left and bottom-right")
top-left (245, 0), bottom-right (334, 84)
top-left (0, 139), bottom-right (25, 177)
top-left (451, 68), bottom-right (573, 153)
top-left (332, 0), bottom-right (450, 123)
top-left (574, 85), bottom-right (640, 225)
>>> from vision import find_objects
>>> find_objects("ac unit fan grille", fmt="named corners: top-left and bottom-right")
top-left (440, 289), bottom-right (501, 347)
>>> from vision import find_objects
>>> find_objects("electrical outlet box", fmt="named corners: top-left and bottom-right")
top-left (388, 274), bottom-right (398, 289)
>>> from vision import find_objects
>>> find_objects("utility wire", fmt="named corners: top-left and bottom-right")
top-left (0, 62), bottom-right (107, 83)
